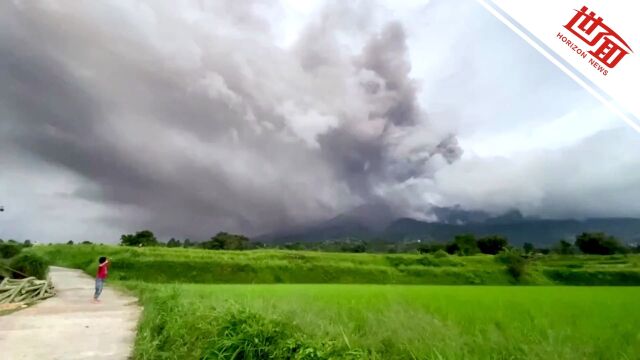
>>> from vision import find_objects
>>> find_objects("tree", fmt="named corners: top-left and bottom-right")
top-left (23, 240), bottom-right (33, 247)
top-left (574, 232), bottom-right (627, 255)
top-left (201, 235), bottom-right (225, 250)
top-left (452, 234), bottom-right (479, 256)
top-left (537, 247), bottom-right (551, 255)
top-left (283, 242), bottom-right (304, 250)
top-left (496, 249), bottom-right (526, 282)
top-left (417, 242), bottom-right (445, 254)
top-left (523, 242), bottom-right (535, 254)
top-left (120, 230), bottom-right (159, 247)
top-left (340, 241), bottom-right (367, 253)
top-left (444, 242), bottom-right (459, 255)
top-left (201, 232), bottom-right (251, 250)
top-left (81, 241), bottom-right (93, 245)
top-left (167, 238), bottom-right (181, 248)
top-left (552, 240), bottom-right (575, 255)
top-left (183, 238), bottom-right (192, 248)
top-left (477, 235), bottom-right (508, 255)
top-left (66, 240), bottom-right (74, 245)
top-left (417, 244), bottom-right (430, 254)
top-left (221, 232), bottom-right (251, 250)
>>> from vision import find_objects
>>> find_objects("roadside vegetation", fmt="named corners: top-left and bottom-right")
top-left (0, 239), bottom-right (47, 280)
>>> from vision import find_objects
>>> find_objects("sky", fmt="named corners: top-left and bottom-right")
top-left (1, 0), bottom-right (639, 243)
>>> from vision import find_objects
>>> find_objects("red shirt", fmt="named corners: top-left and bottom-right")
top-left (97, 262), bottom-right (108, 279)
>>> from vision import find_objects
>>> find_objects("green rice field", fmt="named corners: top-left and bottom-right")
top-left (130, 284), bottom-right (640, 359)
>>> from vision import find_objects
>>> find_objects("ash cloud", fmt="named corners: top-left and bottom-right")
top-left (0, 1), bottom-right (460, 241)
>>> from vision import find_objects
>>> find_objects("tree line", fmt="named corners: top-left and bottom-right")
top-left (276, 232), bottom-right (636, 255)
top-left (415, 232), bottom-right (632, 256)
top-left (117, 230), bottom-right (258, 250)
top-left (103, 230), bottom-right (639, 256)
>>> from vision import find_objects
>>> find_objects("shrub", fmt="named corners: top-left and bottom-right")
top-left (9, 252), bottom-right (49, 279)
top-left (444, 242), bottom-right (459, 255)
top-left (417, 243), bottom-right (445, 254)
top-left (552, 240), bottom-right (575, 255)
top-left (575, 232), bottom-right (627, 255)
top-left (523, 242), bottom-right (534, 254)
top-left (538, 248), bottom-right (551, 255)
top-left (433, 249), bottom-right (449, 258)
top-left (477, 235), bottom-right (508, 254)
top-left (496, 249), bottom-right (526, 282)
top-left (452, 234), bottom-right (479, 256)
top-left (203, 308), bottom-right (329, 359)
top-left (543, 269), bottom-right (640, 285)
top-left (339, 242), bottom-right (367, 253)
top-left (416, 244), bottom-right (429, 254)
top-left (135, 288), bottom-right (357, 359)
top-left (0, 243), bottom-right (21, 259)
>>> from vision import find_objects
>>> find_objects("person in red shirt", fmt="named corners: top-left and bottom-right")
top-left (93, 256), bottom-right (109, 303)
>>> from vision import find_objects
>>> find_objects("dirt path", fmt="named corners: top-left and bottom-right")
top-left (0, 266), bottom-right (141, 359)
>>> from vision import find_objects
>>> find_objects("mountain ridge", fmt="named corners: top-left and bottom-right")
top-left (259, 206), bottom-right (640, 246)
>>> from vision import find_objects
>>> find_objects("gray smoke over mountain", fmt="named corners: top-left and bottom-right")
top-left (0, 1), bottom-right (460, 240)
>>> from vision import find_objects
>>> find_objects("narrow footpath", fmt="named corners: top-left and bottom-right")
top-left (0, 266), bottom-right (140, 359)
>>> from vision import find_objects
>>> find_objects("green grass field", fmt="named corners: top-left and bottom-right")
top-left (29, 245), bottom-right (640, 285)
top-left (27, 245), bottom-right (640, 359)
top-left (129, 284), bottom-right (640, 359)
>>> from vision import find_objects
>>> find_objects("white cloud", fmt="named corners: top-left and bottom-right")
top-left (460, 105), bottom-right (622, 158)
top-left (434, 127), bottom-right (640, 218)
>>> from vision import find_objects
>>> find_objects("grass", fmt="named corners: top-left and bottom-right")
top-left (27, 245), bottom-right (640, 359)
top-left (27, 245), bottom-right (513, 284)
top-left (7, 252), bottom-right (49, 279)
top-left (128, 283), bottom-right (640, 359)
top-left (28, 245), bottom-right (640, 285)
top-left (0, 258), bottom-right (9, 280)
